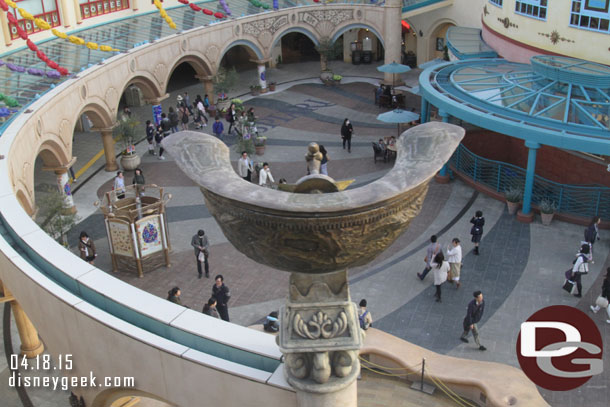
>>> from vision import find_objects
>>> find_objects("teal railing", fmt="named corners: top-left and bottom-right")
top-left (0, 214), bottom-right (280, 373)
top-left (402, 0), bottom-right (448, 12)
top-left (450, 144), bottom-right (610, 219)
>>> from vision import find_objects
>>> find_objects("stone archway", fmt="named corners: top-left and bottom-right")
top-left (426, 19), bottom-right (456, 62)
top-left (73, 101), bottom-right (117, 172)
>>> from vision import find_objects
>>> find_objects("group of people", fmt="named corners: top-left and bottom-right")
top-left (409, 211), bottom-right (487, 350)
top-left (113, 168), bottom-right (146, 199)
top-left (166, 274), bottom-right (231, 322)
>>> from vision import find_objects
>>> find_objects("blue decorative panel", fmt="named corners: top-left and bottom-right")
top-left (514, 0), bottom-right (547, 20)
top-left (570, 0), bottom-right (610, 33)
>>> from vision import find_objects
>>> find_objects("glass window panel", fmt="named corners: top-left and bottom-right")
top-left (42, 0), bottom-right (57, 11)
top-left (570, 0), bottom-right (610, 32)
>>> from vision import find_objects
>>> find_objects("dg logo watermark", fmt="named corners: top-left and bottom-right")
top-left (516, 305), bottom-right (603, 391)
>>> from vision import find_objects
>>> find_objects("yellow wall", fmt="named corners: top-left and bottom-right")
top-left (483, 0), bottom-right (610, 65)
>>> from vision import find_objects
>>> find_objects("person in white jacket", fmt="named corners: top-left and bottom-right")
top-left (259, 162), bottom-right (275, 187)
top-left (446, 238), bottom-right (463, 289)
top-left (432, 252), bottom-right (450, 303)
top-left (237, 151), bottom-right (253, 181)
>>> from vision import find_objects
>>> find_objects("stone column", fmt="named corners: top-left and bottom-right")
top-left (0, 10), bottom-right (12, 46)
top-left (196, 75), bottom-right (215, 106)
top-left (100, 127), bottom-right (119, 172)
top-left (383, 0), bottom-right (404, 85)
top-left (131, 0), bottom-right (139, 11)
top-left (42, 158), bottom-right (77, 214)
top-left (279, 270), bottom-right (362, 407)
top-left (3, 286), bottom-right (44, 358)
top-left (517, 141), bottom-right (540, 223)
top-left (250, 59), bottom-right (272, 93)
top-left (73, 0), bottom-right (83, 24)
top-left (59, 0), bottom-right (71, 27)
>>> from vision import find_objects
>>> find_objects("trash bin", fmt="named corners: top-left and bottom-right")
top-left (352, 51), bottom-right (362, 65)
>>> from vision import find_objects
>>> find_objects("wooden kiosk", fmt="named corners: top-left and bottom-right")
top-left (98, 184), bottom-right (171, 277)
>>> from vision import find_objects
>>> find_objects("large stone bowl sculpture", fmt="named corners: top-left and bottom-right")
top-left (162, 122), bottom-right (464, 407)
top-left (162, 122), bottom-right (464, 274)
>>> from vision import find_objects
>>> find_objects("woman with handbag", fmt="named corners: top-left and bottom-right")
top-left (470, 210), bottom-right (485, 255)
top-left (590, 268), bottom-right (610, 324)
top-left (431, 252), bottom-right (450, 303)
top-left (569, 244), bottom-right (590, 298)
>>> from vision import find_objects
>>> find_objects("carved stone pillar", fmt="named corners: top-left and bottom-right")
top-left (3, 286), bottom-right (44, 358)
top-left (279, 270), bottom-right (362, 407)
top-left (99, 127), bottom-right (119, 172)
top-left (73, 0), bottom-right (83, 24)
top-left (383, 0), bottom-right (404, 85)
top-left (42, 158), bottom-right (77, 214)
top-left (250, 59), bottom-right (272, 92)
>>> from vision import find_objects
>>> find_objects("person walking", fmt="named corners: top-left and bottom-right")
top-left (470, 210), bottom-right (485, 255)
top-left (238, 151), bottom-right (254, 182)
top-left (212, 116), bottom-right (224, 138)
top-left (358, 299), bottom-right (373, 330)
top-left (145, 120), bottom-right (156, 155)
top-left (157, 112), bottom-right (171, 160)
top-left (227, 103), bottom-right (237, 135)
top-left (202, 297), bottom-right (220, 318)
top-left (114, 171), bottom-right (126, 199)
top-left (179, 104), bottom-right (190, 131)
top-left (195, 96), bottom-right (208, 127)
top-left (585, 216), bottom-right (601, 249)
top-left (259, 162), bottom-right (275, 187)
top-left (168, 107), bottom-right (179, 133)
top-left (590, 267), bottom-right (610, 324)
top-left (132, 167), bottom-right (146, 196)
top-left (191, 229), bottom-right (210, 279)
top-left (570, 244), bottom-right (590, 298)
top-left (167, 287), bottom-right (182, 305)
top-left (460, 290), bottom-right (486, 351)
top-left (418, 235), bottom-right (441, 281)
top-left (78, 231), bottom-right (97, 265)
top-left (431, 252), bottom-right (449, 302)
top-left (341, 118), bottom-right (353, 153)
top-left (446, 238), bottom-right (462, 288)
top-left (320, 145), bottom-right (330, 176)
top-left (212, 275), bottom-right (231, 322)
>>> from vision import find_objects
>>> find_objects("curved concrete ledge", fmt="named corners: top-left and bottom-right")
top-left (360, 329), bottom-right (548, 407)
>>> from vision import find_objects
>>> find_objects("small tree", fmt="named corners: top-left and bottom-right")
top-left (315, 37), bottom-right (342, 72)
top-left (213, 67), bottom-right (239, 100)
top-left (113, 117), bottom-right (139, 155)
top-left (37, 191), bottom-right (79, 247)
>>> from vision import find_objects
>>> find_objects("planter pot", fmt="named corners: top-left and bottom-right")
top-left (121, 154), bottom-right (141, 171)
top-left (541, 212), bottom-right (554, 226)
top-left (260, 87), bottom-right (269, 94)
top-left (216, 98), bottom-right (231, 112)
top-left (333, 79), bottom-right (341, 85)
top-left (268, 83), bottom-right (276, 92)
top-left (320, 71), bottom-right (333, 82)
top-left (506, 201), bottom-right (520, 215)
top-left (251, 90), bottom-right (260, 96)
top-left (255, 145), bottom-right (266, 156)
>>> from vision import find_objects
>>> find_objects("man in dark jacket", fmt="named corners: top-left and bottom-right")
top-left (191, 230), bottom-right (210, 279)
top-left (460, 290), bottom-right (486, 351)
top-left (212, 275), bottom-right (231, 322)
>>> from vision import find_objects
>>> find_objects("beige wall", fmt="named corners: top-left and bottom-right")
top-left (405, 0), bottom-right (486, 62)
top-left (482, 0), bottom-right (610, 65)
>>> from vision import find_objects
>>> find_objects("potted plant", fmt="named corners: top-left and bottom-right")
top-left (250, 84), bottom-right (262, 96)
top-left (234, 133), bottom-right (255, 156)
top-left (315, 36), bottom-right (341, 83)
top-left (213, 66), bottom-right (239, 112)
top-left (333, 74), bottom-right (342, 85)
top-left (268, 81), bottom-right (276, 92)
top-left (254, 135), bottom-right (267, 156)
top-left (113, 117), bottom-right (141, 170)
top-left (538, 198), bottom-right (556, 226)
top-left (37, 191), bottom-right (80, 247)
top-left (504, 186), bottom-right (523, 215)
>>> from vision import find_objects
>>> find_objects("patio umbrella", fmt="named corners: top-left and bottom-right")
top-left (377, 108), bottom-right (420, 137)
top-left (377, 61), bottom-right (411, 87)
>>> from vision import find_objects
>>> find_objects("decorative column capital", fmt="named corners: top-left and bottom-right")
top-left (525, 140), bottom-right (541, 150)
top-left (42, 157), bottom-right (77, 173)
top-left (249, 58), bottom-right (273, 65)
top-left (145, 93), bottom-right (170, 105)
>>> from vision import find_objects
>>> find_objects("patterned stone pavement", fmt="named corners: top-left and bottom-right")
top-left (9, 67), bottom-right (610, 406)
